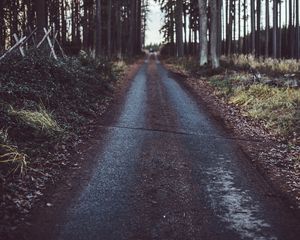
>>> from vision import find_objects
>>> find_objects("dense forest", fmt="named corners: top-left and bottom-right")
top-left (156, 0), bottom-right (300, 68)
top-left (0, 0), bottom-right (299, 65)
top-left (0, 0), bottom-right (149, 57)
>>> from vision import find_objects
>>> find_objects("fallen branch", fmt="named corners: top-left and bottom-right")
top-left (0, 36), bottom-right (26, 61)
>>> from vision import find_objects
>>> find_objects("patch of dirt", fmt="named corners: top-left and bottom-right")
top-left (164, 63), bottom-right (300, 211)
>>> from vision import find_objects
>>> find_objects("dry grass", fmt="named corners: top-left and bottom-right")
top-left (164, 57), bottom-right (199, 74)
top-left (8, 105), bottom-right (63, 136)
top-left (0, 144), bottom-right (28, 175)
top-left (222, 54), bottom-right (300, 73)
top-left (230, 84), bottom-right (300, 136)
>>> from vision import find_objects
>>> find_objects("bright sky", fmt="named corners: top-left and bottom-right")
top-left (145, 0), bottom-right (164, 45)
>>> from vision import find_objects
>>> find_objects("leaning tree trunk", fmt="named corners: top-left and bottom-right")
top-left (210, 0), bottom-right (220, 68)
top-left (198, 0), bottom-right (208, 65)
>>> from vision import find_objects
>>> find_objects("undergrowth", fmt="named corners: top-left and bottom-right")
top-left (222, 54), bottom-right (300, 74)
top-left (230, 84), bottom-right (300, 136)
top-left (165, 55), bottom-right (300, 139)
top-left (0, 49), bottom-right (124, 175)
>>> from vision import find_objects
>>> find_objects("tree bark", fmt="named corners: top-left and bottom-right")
top-left (95, 0), bottom-right (102, 56)
top-left (256, 0), bottom-right (261, 56)
top-left (198, 0), bottom-right (208, 65)
top-left (176, 0), bottom-right (184, 57)
top-left (116, 0), bottom-right (122, 58)
top-left (273, 0), bottom-right (278, 58)
top-left (210, 0), bottom-right (220, 68)
top-left (0, 0), bottom-right (5, 49)
top-left (128, 0), bottom-right (137, 57)
top-left (107, 0), bottom-right (112, 57)
top-left (296, 0), bottom-right (299, 59)
top-left (265, 0), bottom-right (269, 57)
top-left (35, 0), bottom-right (46, 41)
top-left (250, 0), bottom-right (255, 55)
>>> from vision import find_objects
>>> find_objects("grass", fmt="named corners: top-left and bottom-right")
top-left (164, 55), bottom-right (300, 138)
top-left (0, 144), bottom-right (28, 175)
top-left (0, 130), bottom-right (28, 175)
top-left (222, 54), bottom-right (300, 74)
top-left (230, 84), bottom-right (300, 136)
top-left (8, 105), bottom-right (63, 137)
top-left (164, 56), bottom-right (199, 74)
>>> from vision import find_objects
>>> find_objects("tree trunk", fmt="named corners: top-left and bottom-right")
top-left (243, 0), bottom-right (247, 53)
top-left (61, 0), bottom-right (67, 46)
top-left (256, 0), bottom-right (261, 56)
top-left (289, 0), bottom-right (294, 57)
top-left (265, 0), bottom-right (269, 57)
top-left (296, 0), bottom-right (299, 59)
top-left (250, 0), bottom-right (255, 55)
top-left (136, 0), bottom-right (142, 53)
top-left (83, 0), bottom-right (89, 50)
top-left (35, 0), bottom-right (46, 41)
top-left (0, 0), bottom-right (5, 49)
top-left (129, 0), bottom-right (137, 57)
top-left (198, 0), bottom-right (208, 65)
top-left (210, 0), bottom-right (220, 68)
top-left (176, 0), bottom-right (184, 57)
top-left (95, 0), bottom-right (102, 56)
top-left (273, 0), bottom-right (278, 58)
top-left (238, 0), bottom-right (241, 53)
top-left (116, 0), bottom-right (122, 58)
top-left (107, 0), bottom-right (112, 57)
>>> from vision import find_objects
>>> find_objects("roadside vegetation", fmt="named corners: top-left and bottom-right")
top-left (0, 49), bottom-right (126, 174)
top-left (0, 49), bottom-right (126, 232)
top-left (164, 55), bottom-right (300, 141)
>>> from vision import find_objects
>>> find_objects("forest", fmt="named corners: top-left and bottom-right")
top-left (0, 0), bottom-right (149, 57)
top-left (0, 0), bottom-right (300, 239)
top-left (0, 0), bottom-right (299, 66)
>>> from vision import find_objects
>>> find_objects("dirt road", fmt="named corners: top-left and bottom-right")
top-left (42, 56), bottom-right (300, 240)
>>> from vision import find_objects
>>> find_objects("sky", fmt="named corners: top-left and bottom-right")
top-left (145, 0), bottom-right (164, 45)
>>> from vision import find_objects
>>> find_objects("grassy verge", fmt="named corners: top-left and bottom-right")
top-left (164, 56), bottom-right (300, 141)
top-left (221, 54), bottom-right (300, 75)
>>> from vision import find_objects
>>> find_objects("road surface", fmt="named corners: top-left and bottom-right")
top-left (53, 55), bottom-right (300, 240)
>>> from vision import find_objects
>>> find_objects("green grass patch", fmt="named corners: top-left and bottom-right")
top-left (230, 84), bottom-right (300, 136)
